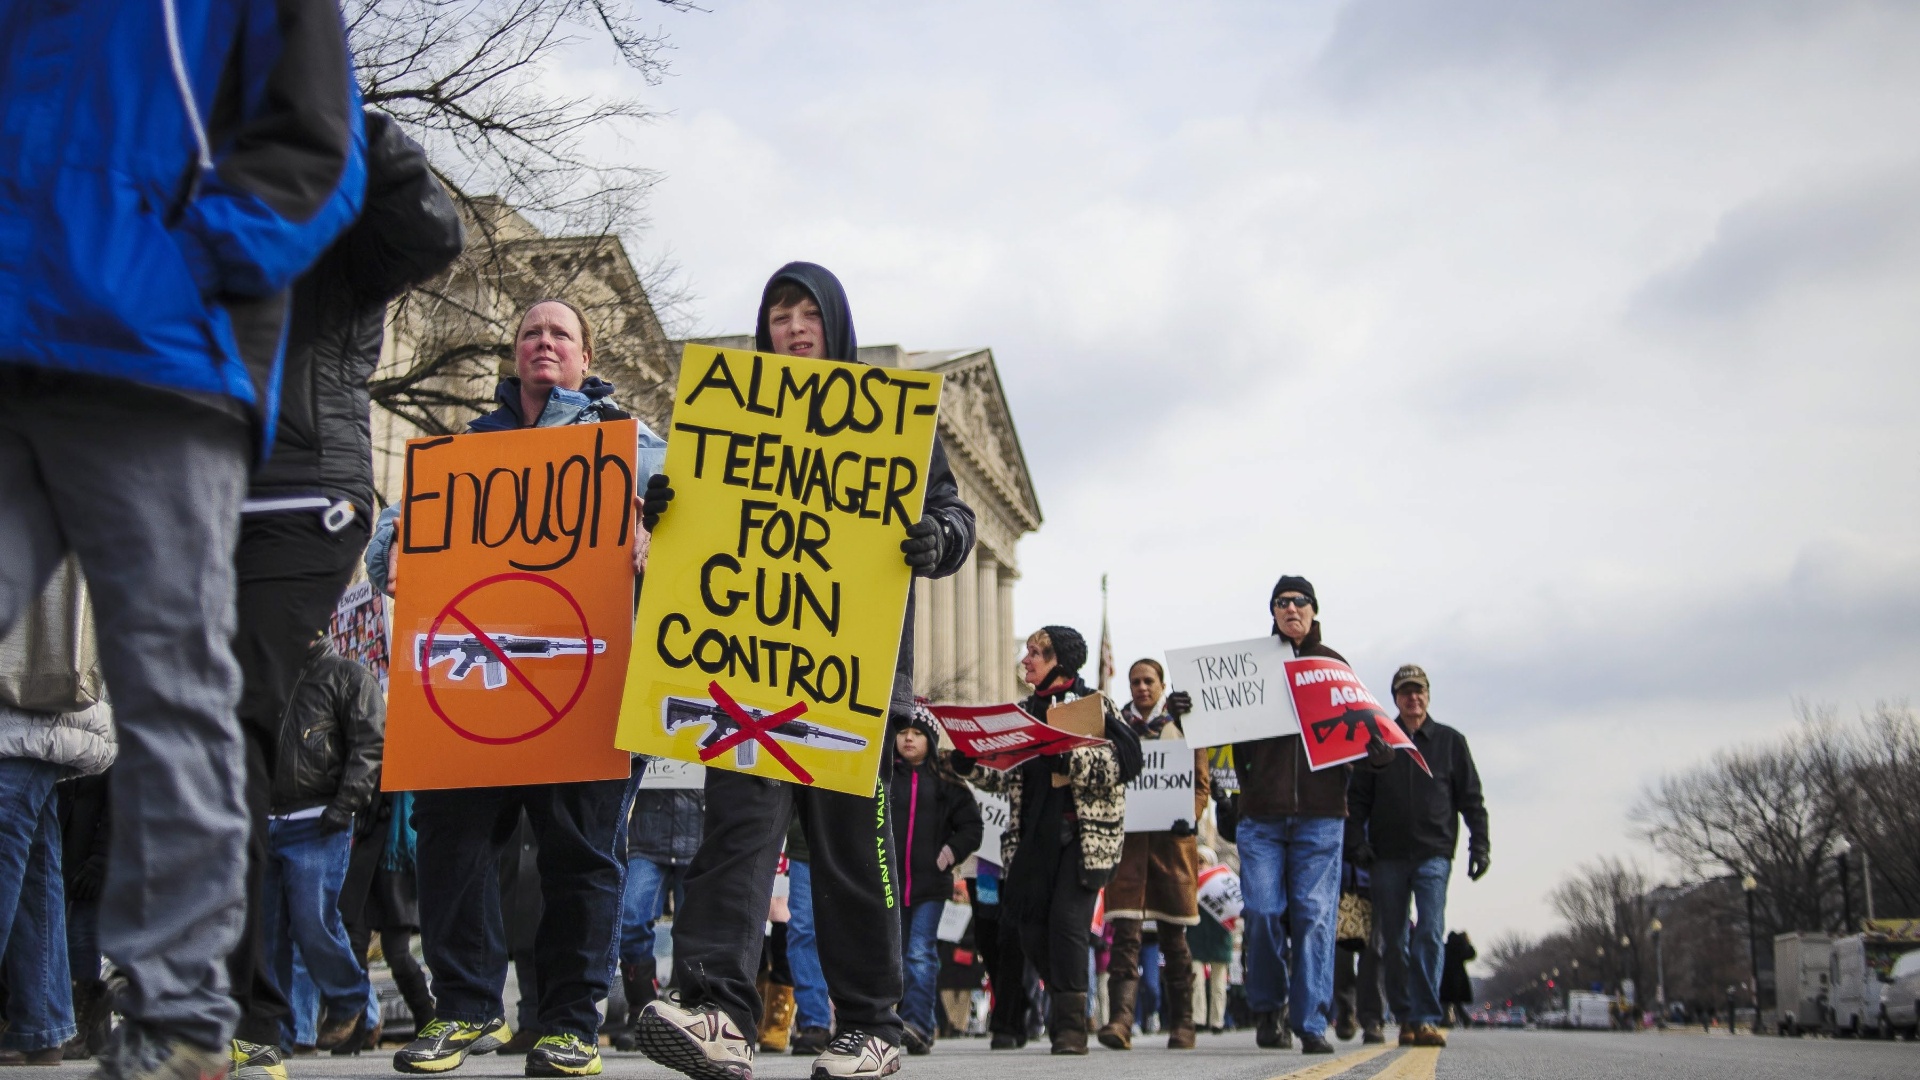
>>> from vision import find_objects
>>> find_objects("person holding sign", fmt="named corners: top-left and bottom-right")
top-left (634, 263), bottom-right (976, 1080)
top-left (1097, 659), bottom-right (1210, 1051)
top-left (1346, 665), bottom-right (1488, 1049)
top-left (950, 627), bottom-right (1135, 1056)
top-left (1227, 577), bottom-right (1391, 1056)
top-left (367, 299), bottom-right (667, 1079)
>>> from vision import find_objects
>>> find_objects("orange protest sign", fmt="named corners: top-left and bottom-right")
top-left (383, 421), bottom-right (640, 790)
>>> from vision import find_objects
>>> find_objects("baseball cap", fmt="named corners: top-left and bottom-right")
top-left (1391, 664), bottom-right (1429, 693)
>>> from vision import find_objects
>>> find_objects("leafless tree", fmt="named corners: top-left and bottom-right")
top-left (1550, 856), bottom-right (1656, 1006)
top-left (346, 0), bottom-right (700, 434)
top-left (1804, 701), bottom-right (1920, 920)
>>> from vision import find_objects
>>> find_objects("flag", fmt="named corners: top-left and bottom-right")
top-left (1098, 573), bottom-right (1114, 697)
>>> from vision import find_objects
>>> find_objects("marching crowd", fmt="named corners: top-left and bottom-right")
top-left (0, 6), bottom-right (1490, 1080)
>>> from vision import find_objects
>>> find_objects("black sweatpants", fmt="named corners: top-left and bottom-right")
top-left (229, 513), bottom-right (367, 1045)
top-left (413, 775), bottom-right (639, 1039)
top-left (1007, 852), bottom-right (1100, 995)
top-left (671, 755), bottom-right (903, 1045)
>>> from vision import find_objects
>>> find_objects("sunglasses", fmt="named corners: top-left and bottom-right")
top-left (1272, 596), bottom-right (1314, 610)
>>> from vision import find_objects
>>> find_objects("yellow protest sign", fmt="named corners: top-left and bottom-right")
top-left (615, 344), bottom-right (943, 795)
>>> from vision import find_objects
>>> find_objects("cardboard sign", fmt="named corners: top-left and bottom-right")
top-left (1165, 635), bottom-right (1295, 748)
top-left (1123, 738), bottom-right (1197, 833)
top-left (1045, 694), bottom-right (1108, 738)
top-left (931, 703), bottom-right (1107, 772)
top-left (383, 421), bottom-right (641, 790)
top-left (972, 788), bottom-right (1010, 866)
top-left (937, 901), bottom-right (973, 943)
top-left (327, 580), bottom-right (390, 690)
top-left (1206, 746), bottom-right (1238, 794)
top-left (637, 758), bottom-right (706, 790)
top-left (616, 346), bottom-right (943, 796)
top-left (1197, 863), bottom-right (1243, 930)
top-left (1282, 656), bottom-right (1427, 774)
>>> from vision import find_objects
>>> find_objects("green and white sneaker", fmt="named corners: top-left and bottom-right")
top-left (393, 1018), bottom-right (511, 1074)
top-left (524, 1034), bottom-right (601, 1077)
top-left (230, 1040), bottom-right (288, 1080)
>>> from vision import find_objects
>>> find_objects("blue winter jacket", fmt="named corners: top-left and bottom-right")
top-left (0, 0), bottom-right (367, 434)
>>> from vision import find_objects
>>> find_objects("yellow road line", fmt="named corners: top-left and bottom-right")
top-left (1370, 1046), bottom-right (1442, 1080)
top-left (1266, 1045), bottom-right (1393, 1080)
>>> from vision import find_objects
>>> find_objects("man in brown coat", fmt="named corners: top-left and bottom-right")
top-left (1097, 659), bottom-right (1211, 1050)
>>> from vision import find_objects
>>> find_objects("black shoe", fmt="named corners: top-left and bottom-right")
top-left (317, 1009), bottom-right (362, 1053)
top-left (791, 1026), bottom-right (831, 1056)
top-left (394, 1018), bottom-right (511, 1074)
top-left (1255, 1011), bottom-right (1294, 1050)
top-left (900, 1024), bottom-right (932, 1057)
top-left (524, 1034), bottom-right (602, 1077)
top-left (1300, 1033), bottom-right (1335, 1054)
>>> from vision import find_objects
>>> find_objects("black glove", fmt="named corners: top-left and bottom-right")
top-left (320, 806), bottom-right (355, 833)
top-left (900, 516), bottom-right (943, 574)
top-left (642, 473), bottom-right (674, 530)
top-left (1164, 690), bottom-right (1192, 719)
top-left (1350, 841), bottom-right (1377, 869)
top-left (1209, 776), bottom-right (1231, 803)
top-left (69, 860), bottom-right (105, 902)
top-left (1468, 849), bottom-right (1491, 881)
top-left (948, 750), bottom-right (976, 775)
top-left (1169, 819), bottom-right (1195, 838)
top-left (1365, 734), bottom-right (1394, 769)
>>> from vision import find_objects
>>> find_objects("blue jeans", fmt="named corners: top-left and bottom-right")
top-left (1371, 857), bottom-right (1450, 1027)
top-left (785, 860), bottom-right (830, 1030)
top-left (263, 815), bottom-right (368, 1046)
top-left (0, 758), bottom-right (76, 1051)
top-left (1139, 940), bottom-right (1162, 1028)
top-left (1237, 815), bottom-right (1344, 1037)
top-left (619, 857), bottom-right (686, 972)
top-left (899, 901), bottom-right (943, 1036)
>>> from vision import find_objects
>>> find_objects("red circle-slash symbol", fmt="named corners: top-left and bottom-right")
top-left (420, 573), bottom-right (596, 746)
top-left (698, 681), bottom-right (815, 785)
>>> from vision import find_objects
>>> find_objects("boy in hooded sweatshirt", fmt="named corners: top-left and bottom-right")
top-left (635, 263), bottom-right (977, 1080)
top-left (886, 706), bottom-right (983, 1056)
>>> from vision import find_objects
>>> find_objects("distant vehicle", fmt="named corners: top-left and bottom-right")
top-left (1535, 1008), bottom-right (1568, 1029)
top-left (1879, 948), bottom-right (1920, 1041)
top-left (1773, 932), bottom-right (1833, 1036)
top-left (1567, 991), bottom-right (1612, 1030)
top-left (1500, 1006), bottom-right (1529, 1029)
top-left (1829, 930), bottom-right (1920, 1038)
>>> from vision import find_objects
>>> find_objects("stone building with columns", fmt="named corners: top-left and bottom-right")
top-left (366, 202), bottom-right (1043, 706)
top-left (674, 338), bottom-right (1042, 707)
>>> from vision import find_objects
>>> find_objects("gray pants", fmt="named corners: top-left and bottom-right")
top-left (0, 369), bottom-right (250, 1051)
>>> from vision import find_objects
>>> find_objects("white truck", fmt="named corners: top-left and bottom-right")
top-left (1567, 991), bottom-right (1614, 1030)
top-left (1828, 926), bottom-right (1920, 1038)
top-left (1773, 932), bottom-right (1833, 1036)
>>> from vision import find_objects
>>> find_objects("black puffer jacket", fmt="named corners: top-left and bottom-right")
top-left (887, 753), bottom-right (983, 907)
top-left (250, 110), bottom-right (464, 515)
top-left (270, 643), bottom-right (386, 820)
top-left (628, 786), bottom-right (704, 866)
top-left (752, 263), bottom-right (976, 718)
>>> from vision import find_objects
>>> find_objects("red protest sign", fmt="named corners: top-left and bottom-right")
top-left (1282, 657), bottom-right (1429, 775)
top-left (929, 703), bottom-right (1107, 771)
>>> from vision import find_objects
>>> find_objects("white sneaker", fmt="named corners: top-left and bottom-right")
top-left (810, 1031), bottom-right (901, 1080)
top-left (635, 994), bottom-right (755, 1080)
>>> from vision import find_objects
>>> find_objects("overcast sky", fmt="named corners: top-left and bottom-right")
top-left (579, 0), bottom-right (1920, 946)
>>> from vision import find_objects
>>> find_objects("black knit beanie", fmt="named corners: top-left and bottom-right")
top-left (1270, 575), bottom-right (1317, 610)
top-left (905, 705), bottom-right (941, 750)
top-left (1041, 625), bottom-right (1088, 675)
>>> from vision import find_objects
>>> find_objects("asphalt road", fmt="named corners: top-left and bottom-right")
top-left (39, 1028), bottom-right (1920, 1080)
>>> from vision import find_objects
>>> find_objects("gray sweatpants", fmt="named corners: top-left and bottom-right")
top-left (0, 369), bottom-right (250, 1051)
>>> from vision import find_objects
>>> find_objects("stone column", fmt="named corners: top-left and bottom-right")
top-left (912, 577), bottom-right (933, 694)
top-left (976, 551), bottom-right (1000, 705)
top-left (954, 548), bottom-right (979, 704)
top-left (998, 567), bottom-right (1018, 703)
top-left (930, 571), bottom-right (956, 700)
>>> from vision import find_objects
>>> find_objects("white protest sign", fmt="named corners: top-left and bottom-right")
top-left (639, 758), bottom-right (706, 790)
top-left (1165, 635), bottom-right (1294, 748)
top-left (937, 901), bottom-right (973, 943)
top-left (1123, 739), bottom-right (1197, 833)
top-left (972, 788), bottom-right (1010, 866)
top-left (1197, 863), bottom-right (1243, 930)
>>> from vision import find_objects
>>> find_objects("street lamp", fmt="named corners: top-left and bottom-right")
top-left (1835, 837), bottom-right (1854, 933)
top-left (1651, 917), bottom-right (1667, 1029)
top-left (1742, 873), bottom-right (1761, 1034)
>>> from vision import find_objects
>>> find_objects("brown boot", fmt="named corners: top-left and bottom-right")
top-left (1096, 979), bottom-right (1136, 1050)
top-left (1050, 992), bottom-right (1090, 1055)
top-left (758, 982), bottom-right (796, 1052)
top-left (1163, 956), bottom-right (1196, 1050)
